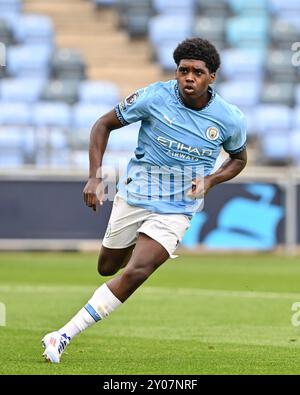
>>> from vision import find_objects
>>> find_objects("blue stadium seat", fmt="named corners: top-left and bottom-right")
top-left (217, 80), bottom-right (261, 107)
top-left (0, 78), bottom-right (45, 103)
top-left (13, 14), bottom-right (54, 45)
top-left (78, 81), bottom-right (120, 106)
top-left (0, 126), bottom-right (36, 167)
top-left (72, 103), bottom-right (111, 129)
top-left (227, 0), bottom-right (269, 15)
top-left (221, 49), bottom-right (265, 79)
top-left (156, 41), bottom-right (177, 72)
top-left (41, 80), bottom-right (79, 105)
top-left (269, 0), bottom-right (300, 14)
top-left (192, 17), bottom-right (225, 46)
top-left (290, 130), bottom-right (300, 165)
top-left (93, 0), bottom-right (117, 5)
top-left (225, 16), bottom-right (269, 49)
top-left (260, 132), bottom-right (292, 165)
top-left (295, 85), bottom-right (300, 106)
top-left (7, 44), bottom-right (52, 78)
top-left (152, 0), bottom-right (195, 15)
top-left (32, 102), bottom-right (71, 128)
top-left (196, 0), bottom-right (230, 18)
top-left (265, 49), bottom-right (298, 82)
top-left (0, 18), bottom-right (15, 46)
top-left (293, 107), bottom-right (300, 129)
top-left (0, 0), bottom-right (22, 15)
top-left (0, 102), bottom-right (31, 125)
top-left (260, 82), bottom-right (295, 107)
top-left (270, 19), bottom-right (300, 49)
top-left (255, 104), bottom-right (293, 134)
top-left (107, 122), bottom-right (140, 151)
top-left (148, 15), bottom-right (192, 47)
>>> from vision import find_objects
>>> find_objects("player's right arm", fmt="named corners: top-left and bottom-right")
top-left (83, 110), bottom-right (123, 211)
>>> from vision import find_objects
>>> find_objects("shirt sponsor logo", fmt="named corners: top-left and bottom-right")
top-left (157, 136), bottom-right (213, 159)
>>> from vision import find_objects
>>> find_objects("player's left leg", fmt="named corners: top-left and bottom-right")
top-left (41, 233), bottom-right (169, 363)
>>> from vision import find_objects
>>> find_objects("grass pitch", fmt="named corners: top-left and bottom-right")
top-left (0, 252), bottom-right (300, 375)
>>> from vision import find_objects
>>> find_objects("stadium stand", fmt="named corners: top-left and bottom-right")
top-left (0, 0), bottom-right (300, 168)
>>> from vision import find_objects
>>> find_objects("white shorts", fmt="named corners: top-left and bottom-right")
top-left (102, 194), bottom-right (191, 257)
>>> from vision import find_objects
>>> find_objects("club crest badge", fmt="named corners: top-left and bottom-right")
top-left (125, 91), bottom-right (139, 106)
top-left (206, 126), bottom-right (219, 141)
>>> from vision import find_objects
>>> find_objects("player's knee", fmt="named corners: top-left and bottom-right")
top-left (97, 256), bottom-right (118, 277)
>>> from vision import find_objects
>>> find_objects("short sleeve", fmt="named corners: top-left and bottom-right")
top-left (114, 86), bottom-right (152, 126)
top-left (222, 108), bottom-right (247, 154)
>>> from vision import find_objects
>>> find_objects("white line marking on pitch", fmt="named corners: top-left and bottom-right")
top-left (0, 284), bottom-right (299, 300)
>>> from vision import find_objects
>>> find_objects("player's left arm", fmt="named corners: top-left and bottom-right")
top-left (188, 149), bottom-right (247, 199)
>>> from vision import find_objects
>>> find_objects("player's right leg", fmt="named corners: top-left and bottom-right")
top-left (97, 244), bottom-right (135, 276)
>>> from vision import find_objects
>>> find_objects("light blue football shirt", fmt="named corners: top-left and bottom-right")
top-left (114, 80), bottom-right (247, 216)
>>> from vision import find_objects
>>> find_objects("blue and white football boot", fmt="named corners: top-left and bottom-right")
top-left (41, 331), bottom-right (70, 363)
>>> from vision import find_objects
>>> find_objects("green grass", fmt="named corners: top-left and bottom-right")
top-left (1, 252), bottom-right (300, 374)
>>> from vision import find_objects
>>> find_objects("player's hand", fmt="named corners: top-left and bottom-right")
top-left (83, 177), bottom-right (104, 211)
top-left (187, 176), bottom-right (213, 199)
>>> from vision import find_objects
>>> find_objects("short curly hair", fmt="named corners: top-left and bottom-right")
top-left (173, 38), bottom-right (221, 73)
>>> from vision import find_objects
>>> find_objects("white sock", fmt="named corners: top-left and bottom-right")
top-left (58, 283), bottom-right (122, 340)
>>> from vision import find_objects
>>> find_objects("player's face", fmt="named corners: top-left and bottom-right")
top-left (175, 59), bottom-right (216, 104)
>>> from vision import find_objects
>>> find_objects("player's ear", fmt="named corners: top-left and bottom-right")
top-left (209, 73), bottom-right (216, 84)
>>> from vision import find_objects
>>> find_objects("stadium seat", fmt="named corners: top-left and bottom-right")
top-left (217, 80), bottom-right (261, 108)
top-left (260, 132), bottom-right (292, 165)
top-left (290, 130), bottom-right (300, 165)
top-left (0, 18), bottom-right (15, 46)
top-left (260, 82), bottom-right (295, 107)
top-left (107, 122), bottom-right (140, 151)
top-left (192, 17), bottom-right (225, 45)
top-left (13, 14), bottom-right (54, 46)
top-left (72, 103), bottom-right (111, 129)
top-left (0, 0), bottom-right (22, 15)
top-left (255, 104), bottom-right (293, 134)
top-left (225, 16), bottom-right (269, 49)
top-left (148, 15), bottom-right (192, 47)
top-left (0, 78), bottom-right (45, 103)
top-left (78, 81), bottom-right (120, 106)
top-left (265, 49), bottom-right (298, 83)
top-left (115, 0), bottom-right (152, 34)
top-left (0, 126), bottom-right (36, 165)
top-left (40, 80), bottom-right (79, 105)
top-left (295, 85), bottom-right (300, 106)
top-left (152, 0), bottom-right (195, 15)
top-left (32, 102), bottom-right (71, 128)
top-left (227, 0), bottom-right (269, 15)
top-left (7, 44), bottom-right (52, 78)
top-left (155, 41), bottom-right (178, 72)
top-left (221, 49), bottom-right (265, 80)
top-left (293, 107), bottom-right (300, 129)
top-left (269, 0), bottom-right (300, 14)
top-left (270, 19), bottom-right (300, 49)
top-left (93, 0), bottom-right (117, 5)
top-left (196, 0), bottom-right (230, 18)
top-left (0, 102), bottom-right (31, 125)
top-left (50, 48), bottom-right (86, 81)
